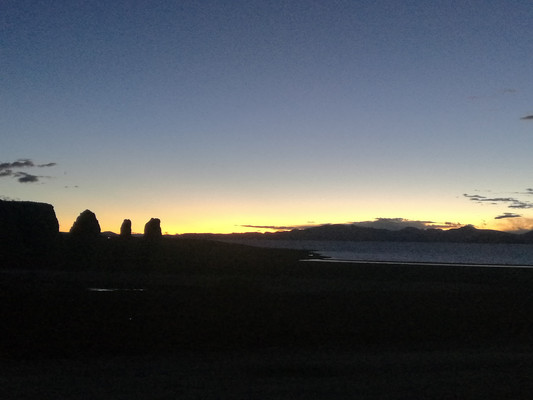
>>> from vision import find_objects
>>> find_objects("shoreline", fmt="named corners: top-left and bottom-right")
top-left (303, 257), bottom-right (533, 268)
top-left (221, 237), bottom-right (533, 267)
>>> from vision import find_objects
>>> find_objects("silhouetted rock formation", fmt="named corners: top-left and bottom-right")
top-left (70, 209), bottom-right (101, 239)
top-left (0, 200), bottom-right (59, 249)
top-left (120, 219), bottom-right (132, 238)
top-left (144, 218), bottom-right (162, 239)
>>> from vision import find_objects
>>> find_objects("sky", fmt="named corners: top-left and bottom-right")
top-left (1, 0), bottom-right (532, 234)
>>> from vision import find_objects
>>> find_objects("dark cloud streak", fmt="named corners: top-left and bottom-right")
top-left (0, 159), bottom-right (34, 169)
top-left (463, 193), bottom-right (533, 209)
top-left (14, 172), bottom-right (40, 183)
top-left (521, 115), bottom-right (533, 120)
top-left (495, 213), bottom-right (522, 220)
top-left (508, 202), bottom-right (533, 209)
top-left (467, 88), bottom-right (517, 101)
top-left (0, 159), bottom-right (56, 183)
top-left (240, 224), bottom-right (294, 230)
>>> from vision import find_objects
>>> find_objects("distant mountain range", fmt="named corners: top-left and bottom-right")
top-left (178, 224), bottom-right (533, 244)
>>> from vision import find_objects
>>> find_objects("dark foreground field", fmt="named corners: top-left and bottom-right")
top-left (2, 237), bottom-right (533, 398)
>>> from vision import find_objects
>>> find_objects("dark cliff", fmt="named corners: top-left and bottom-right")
top-left (0, 200), bottom-right (59, 251)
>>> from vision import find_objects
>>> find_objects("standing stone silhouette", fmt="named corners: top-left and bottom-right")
top-left (144, 218), bottom-right (162, 239)
top-left (70, 209), bottom-right (101, 238)
top-left (120, 219), bottom-right (132, 238)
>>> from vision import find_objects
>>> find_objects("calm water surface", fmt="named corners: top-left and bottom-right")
top-left (228, 239), bottom-right (533, 266)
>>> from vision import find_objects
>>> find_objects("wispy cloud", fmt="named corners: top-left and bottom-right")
top-left (0, 159), bottom-right (56, 183)
top-left (508, 202), bottom-right (533, 209)
top-left (495, 213), bottom-right (522, 220)
top-left (240, 224), bottom-right (295, 231)
top-left (467, 88), bottom-right (517, 101)
top-left (0, 159), bottom-right (57, 169)
top-left (14, 172), bottom-right (41, 183)
top-left (0, 159), bottom-right (34, 169)
top-left (463, 193), bottom-right (533, 209)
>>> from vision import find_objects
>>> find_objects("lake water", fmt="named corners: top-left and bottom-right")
top-left (226, 239), bottom-right (533, 266)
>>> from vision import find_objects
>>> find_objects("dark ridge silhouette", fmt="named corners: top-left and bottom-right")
top-left (120, 219), bottom-right (132, 238)
top-left (144, 218), bottom-right (162, 239)
top-left (180, 224), bottom-right (533, 244)
top-left (523, 230), bottom-right (533, 241)
top-left (0, 199), bottom-right (59, 249)
top-left (102, 231), bottom-right (119, 238)
top-left (271, 223), bottom-right (522, 243)
top-left (69, 209), bottom-right (101, 239)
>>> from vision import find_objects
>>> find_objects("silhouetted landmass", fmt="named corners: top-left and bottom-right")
top-left (144, 218), bottom-right (161, 239)
top-left (0, 199), bottom-right (59, 246)
top-left (0, 200), bottom-right (59, 268)
top-left (4, 201), bottom-right (533, 399)
top-left (522, 229), bottom-right (533, 241)
top-left (102, 231), bottom-right (119, 237)
top-left (69, 209), bottom-right (101, 239)
top-left (3, 235), bottom-right (533, 361)
top-left (120, 219), bottom-right (131, 238)
top-left (180, 224), bottom-right (533, 244)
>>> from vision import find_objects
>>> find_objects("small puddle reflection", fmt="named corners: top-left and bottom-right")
top-left (87, 288), bottom-right (146, 292)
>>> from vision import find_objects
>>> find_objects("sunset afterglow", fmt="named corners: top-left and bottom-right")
top-left (2, 1), bottom-right (532, 234)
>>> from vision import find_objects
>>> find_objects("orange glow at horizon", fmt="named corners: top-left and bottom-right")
top-left (55, 211), bottom-right (532, 235)
top-left (53, 188), bottom-right (533, 235)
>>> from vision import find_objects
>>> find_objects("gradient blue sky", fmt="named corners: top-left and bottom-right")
top-left (2, 0), bottom-right (532, 233)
